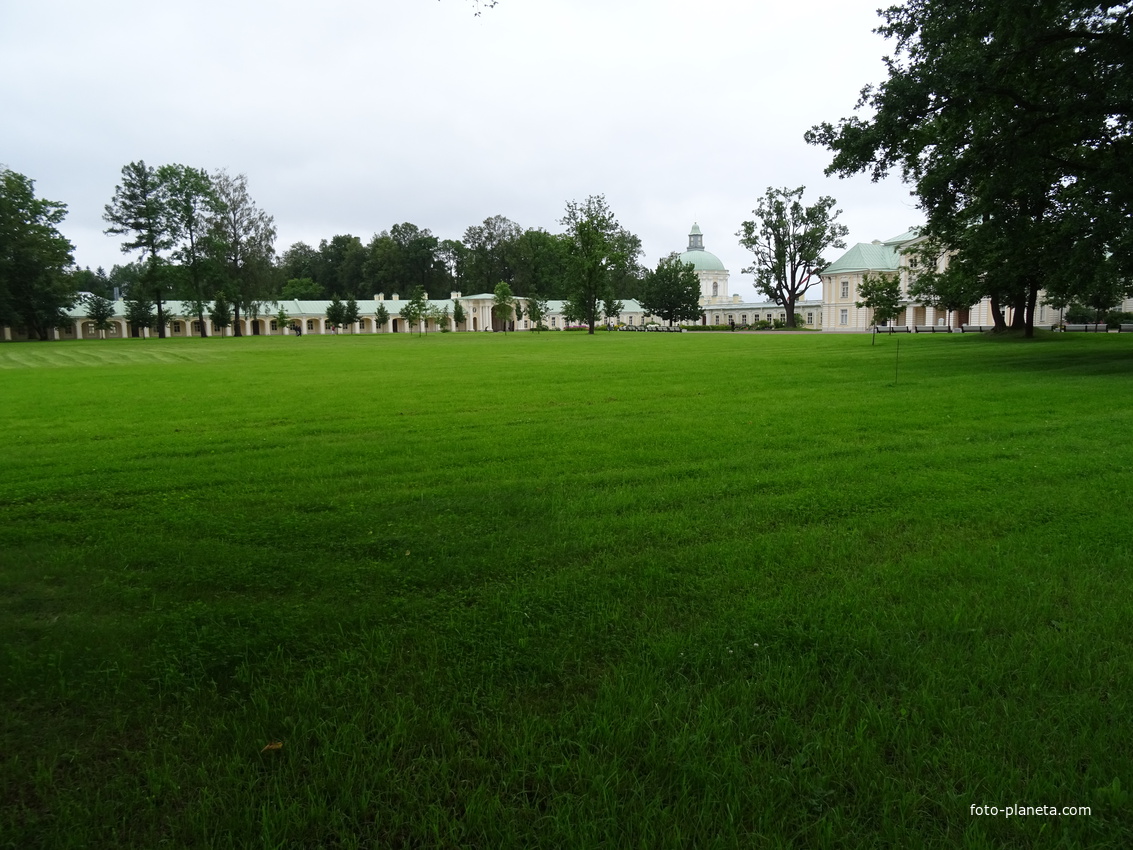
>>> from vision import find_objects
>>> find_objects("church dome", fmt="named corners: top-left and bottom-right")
top-left (678, 248), bottom-right (727, 272)
top-left (678, 223), bottom-right (726, 271)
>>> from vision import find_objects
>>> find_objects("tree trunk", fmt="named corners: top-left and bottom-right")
top-left (1023, 278), bottom-right (1039, 339)
top-left (990, 293), bottom-right (1007, 331)
top-left (233, 303), bottom-right (242, 336)
top-left (1010, 290), bottom-right (1026, 330)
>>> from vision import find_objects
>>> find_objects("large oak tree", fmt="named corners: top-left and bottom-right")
top-left (806, 1), bottom-right (1132, 336)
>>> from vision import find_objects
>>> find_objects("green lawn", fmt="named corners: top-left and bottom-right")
top-left (2, 331), bottom-right (1131, 848)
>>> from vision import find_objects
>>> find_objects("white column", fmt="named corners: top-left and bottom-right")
top-left (926, 306), bottom-right (937, 326)
top-left (905, 305), bottom-right (917, 327)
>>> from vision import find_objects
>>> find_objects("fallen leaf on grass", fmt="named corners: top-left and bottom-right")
top-left (261, 741), bottom-right (283, 753)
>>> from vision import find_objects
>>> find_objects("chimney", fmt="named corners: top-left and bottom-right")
top-left (376, 293), bottom-right (384, 302)
top-left (450, 291), bottom-right (461, 299)
top-left (393, 294), bottom-right (399, 301)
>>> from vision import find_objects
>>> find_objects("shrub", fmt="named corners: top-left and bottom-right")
top-left (1105, 310), bottom-right (1133, 329)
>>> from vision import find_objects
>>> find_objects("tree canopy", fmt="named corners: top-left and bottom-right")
top-left (0, 168), bottom-right (76, 340)
top-left (560, 195), bottom-right (640, 334)
top-left (641, 254), bottom-right (703, 326)
top-left (806, 0), bottom-right (1133, 336)
top-left (736, 187), bottom-right (847, 328)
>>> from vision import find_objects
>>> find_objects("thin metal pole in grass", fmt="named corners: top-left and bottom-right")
top-left (894, 336), bottom-right (901, 385)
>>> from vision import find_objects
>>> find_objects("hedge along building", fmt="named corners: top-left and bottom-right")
top-left (678, 223), bottom-right (823, 328)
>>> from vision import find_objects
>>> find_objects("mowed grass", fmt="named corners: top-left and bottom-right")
top-left (1, 330), bottom-right (1131, 848)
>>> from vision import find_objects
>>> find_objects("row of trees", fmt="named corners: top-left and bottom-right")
top-left (102, 161), bottom-right (276, 338)
top-left (6, 157), bottom-right (856, 339)
top-left (807, 0), bottom-right (1133, 336)
top-left (275, 212), bottom-right (647, 305)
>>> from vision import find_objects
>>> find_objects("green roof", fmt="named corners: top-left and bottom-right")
top-left (822, 242), bottom-right (901, 275)
top-left (882, 228), bottom-right (921, 246)
top-left (678, 249), bottom-right (727, 272)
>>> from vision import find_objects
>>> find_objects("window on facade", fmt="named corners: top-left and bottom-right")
top-left (172, 322), bottom-right (181, 333)
top-left (840, 309), bottom-right (848, 325)
top-left (524, 320), bottom-right (529, 328)
top-left (306, 319), bottom-right (314, 330)
top-left (807, 312), bottom-right (814, 325)
top-left (741, 314), bottom-right (747, 324)
top-left (628, 316), bottom-right (633, 325)
top-left (712, 282), bottom-right (718, 297)
top-left (551, 317), bottom-right (557, 327)
top-left (841, 280), bottom-right (849, 298)
top-left (192, 321), bottom-right (201, 333)
top-left (270, 320), bottom-right (278, 331)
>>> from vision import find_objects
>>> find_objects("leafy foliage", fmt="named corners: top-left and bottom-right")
top-left (104, 160), bottom-right (175, 336)
top-left (807, 0), bottom-right (1133, 336)
top-left (737, 186), bottom-right (847, 328)
top-left (641, 254), bottom-right (703, 326)
top-left (401, 286), bottom-right (428, 335)
top-left (525, 293), bottom-right (549, 331)
top-left (209, 170), bottom-right (276, 336)
top-left (83, 293), bottom-right (116, 336)
top-left (560, 195), bottom-right (640, 334)
top-left (855, 272), bottom-right (903, 327)
top-left (325, 296), bottom-right (346, 331)
top-left (493, 281), bottom-right (515, 332)
top-left (0, 168), bottom-right (76, 339)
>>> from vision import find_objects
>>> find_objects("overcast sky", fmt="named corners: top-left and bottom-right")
top-left (2, 0), bottom-right (921, 300)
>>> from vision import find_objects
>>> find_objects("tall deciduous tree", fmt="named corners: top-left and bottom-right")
top-left (464, 215), bottom-right (521, 293)
top-left (451, 298), bottom-right (466, 329)
top-left (104, 160), bottom-right (175, 337)
top-left (641, 254), bottom-right (703, 326)
top-left (375, 301), bottom-right (390, 331)
top-left (161, 164), bottom-right (219, 337)
top-left (736, 186), bottom-right (848, 328)
top-left (805, 1), bottom-right (1132, 337)
top-left (560, 195), bottom-right (636, 335)
top-left (209, 170), bottom-right (276, 336)
top-left (0, 168), bottom-right (76, 340)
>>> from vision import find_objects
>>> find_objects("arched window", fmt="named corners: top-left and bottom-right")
top-left (712, 282), bottom-right (718, 297)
